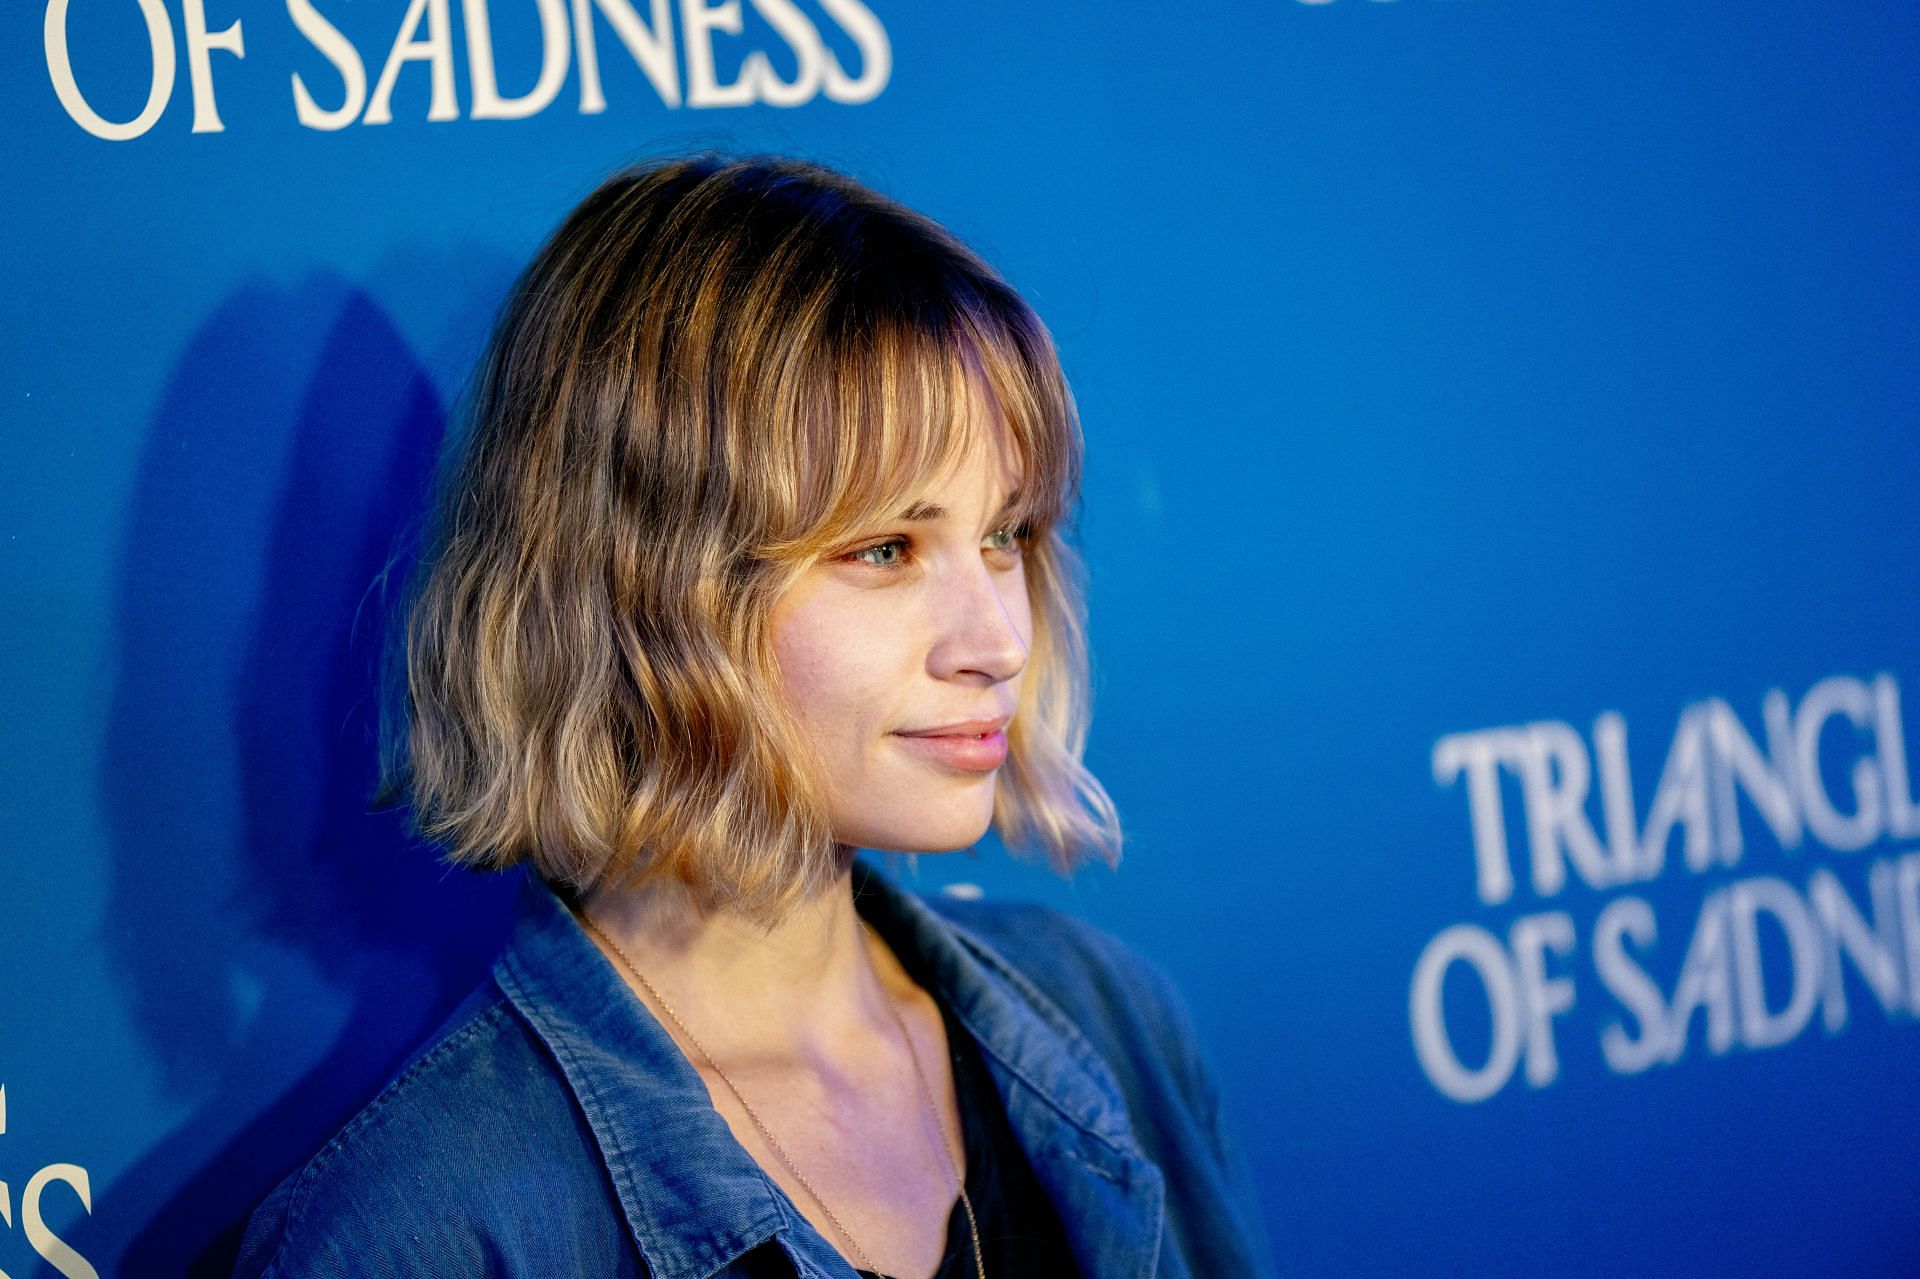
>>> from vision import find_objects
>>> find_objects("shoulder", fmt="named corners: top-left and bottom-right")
top-left (233, 984), bottom-right (616, 1278)
top-left (921, 893), bottom-right (1212, 1108)
top-left (924, 893), bottom-right (1192, 1027)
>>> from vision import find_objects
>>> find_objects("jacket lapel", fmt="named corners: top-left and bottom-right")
top-left (852, 862), bottom-right (1169, 1279)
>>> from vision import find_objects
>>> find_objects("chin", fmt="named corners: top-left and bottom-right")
top-left (852, 804), bottom-right (997, 855)
top-left (835, 771), bottom-right (1001, 853)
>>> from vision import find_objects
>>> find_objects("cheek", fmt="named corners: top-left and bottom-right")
top-left (769, 595), bottom-right (897, 742)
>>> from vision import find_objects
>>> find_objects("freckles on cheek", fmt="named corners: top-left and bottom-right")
top-left (769, 594), bottom-right (894, 749)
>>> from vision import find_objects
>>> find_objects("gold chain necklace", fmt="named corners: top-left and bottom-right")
top-left (576, 909), bottom-right (987, 1279)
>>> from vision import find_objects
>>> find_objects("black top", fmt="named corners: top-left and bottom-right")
top-left (855, 987), bottom-right (1083, 1279)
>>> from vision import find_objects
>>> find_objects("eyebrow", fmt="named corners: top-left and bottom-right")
top-left (895, 489), bottom-right (1023, 523)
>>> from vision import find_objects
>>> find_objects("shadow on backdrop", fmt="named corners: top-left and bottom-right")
top-left (87, 261), bottom-right (522, 1276)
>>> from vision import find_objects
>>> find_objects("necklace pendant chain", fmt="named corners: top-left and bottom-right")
top-left (577, 909), bottom-right (988, 1279)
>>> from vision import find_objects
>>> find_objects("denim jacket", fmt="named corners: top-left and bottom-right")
top-left (235, 861), bottom-right (1279, 1278)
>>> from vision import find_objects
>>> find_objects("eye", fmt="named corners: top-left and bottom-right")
top-left (982, 523), bottom-right (1031, 555)
top-left (848, 537), bottom-right (910, 568)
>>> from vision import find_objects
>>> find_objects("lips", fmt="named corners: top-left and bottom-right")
top-left (896, 716), bottom-right (1011, 739)
top-left (892, 716), bottom-right (1011, 772)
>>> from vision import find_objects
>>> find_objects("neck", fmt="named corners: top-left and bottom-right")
top-left (574, 851), bottom-right (902, 1064)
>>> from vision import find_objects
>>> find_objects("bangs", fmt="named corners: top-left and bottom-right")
top-left (748, 282), bottom-right (1081, 564)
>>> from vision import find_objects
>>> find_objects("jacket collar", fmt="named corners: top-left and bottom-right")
top-left (492, 861), bottom-right (1165, 1279)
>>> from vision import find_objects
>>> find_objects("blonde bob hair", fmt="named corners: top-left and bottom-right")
top-left (384, 155), bottom-right (1120, 921)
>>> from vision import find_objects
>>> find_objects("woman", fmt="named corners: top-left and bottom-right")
top-left (235, 156), bottom-right (1276, 1279)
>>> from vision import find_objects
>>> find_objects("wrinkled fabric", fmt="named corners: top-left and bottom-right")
top-left (235, 860), bottom-right (1280, 1279)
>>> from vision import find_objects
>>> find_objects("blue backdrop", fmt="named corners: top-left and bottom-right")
top-left (5, 0), bottom-right (1919, 1274)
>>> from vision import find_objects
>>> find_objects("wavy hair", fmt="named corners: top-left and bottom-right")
top-left (382, 155), bottom-right (1120, 920)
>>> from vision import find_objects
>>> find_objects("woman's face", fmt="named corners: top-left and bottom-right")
top-left (770, 429), bottom-right (1032, 854)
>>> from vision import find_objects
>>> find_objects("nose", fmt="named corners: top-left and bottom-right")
top-left (927, 557), bottom-right (1030, 685)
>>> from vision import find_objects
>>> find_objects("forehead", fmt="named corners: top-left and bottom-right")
top-left (754, 318), bottom-right (1068, 565)
top-left (826, 357), bottom-right (1032, 525)
top-left (898, 395), bottom-right (1024, 505)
